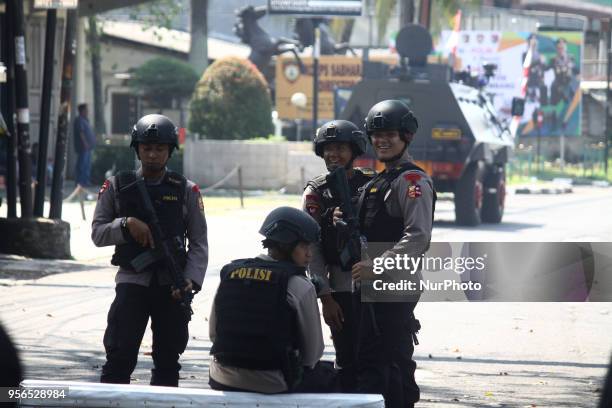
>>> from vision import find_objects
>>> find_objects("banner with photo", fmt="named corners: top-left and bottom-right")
top-left (437, 30), bottom-right (583, 138)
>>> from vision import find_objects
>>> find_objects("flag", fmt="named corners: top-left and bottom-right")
top-left (446, 10), bottom-right (462, 58)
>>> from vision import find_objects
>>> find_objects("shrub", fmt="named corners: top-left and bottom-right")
top-left (129, 57), bottom-right (199, 109)
top-left (189, 57), bottom-right (273, 140)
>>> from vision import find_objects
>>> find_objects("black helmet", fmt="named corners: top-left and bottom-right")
top-left (130, 114), bottom-right (179, 151)
top-left (365, 100), bottom-right (418, 136)
top-left (259, 207), bottom-right (320, 244)
top-left (313, 120), bottom-right (368, 158)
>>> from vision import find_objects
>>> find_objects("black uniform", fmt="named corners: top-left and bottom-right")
top-left (303, 168), bottom-right (374, 391)
top-left (92, 168), bottom-right (208, 386)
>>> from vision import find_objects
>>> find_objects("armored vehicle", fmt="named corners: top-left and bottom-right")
top-left (340, 25), bottom-right (515, 226)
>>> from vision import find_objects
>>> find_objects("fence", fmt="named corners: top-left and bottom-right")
top-left (508, 142), bottom-right (609, 181)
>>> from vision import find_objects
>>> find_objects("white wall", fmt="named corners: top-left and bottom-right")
top-left (184, 139), bottom-right (327, 193)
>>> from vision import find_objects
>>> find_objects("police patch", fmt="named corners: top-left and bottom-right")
top-left (306, 204), bottom-right (320, 216)
top-left (197, 194), bottom-right (204, 214)
top-left (304, 194), bottom-right (321, 216)
top-left (405, 172), bottom-right (422, 199)
top-left (98, 180), bottom-right (110, 200)
top-left (407, 184), bottom-right (422, 199)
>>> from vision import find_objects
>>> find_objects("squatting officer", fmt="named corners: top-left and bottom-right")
top-left (209, 207), bottom-right (336, 393)
top-left (92, 114), bottom-right (208, 386)
top-left (341, 100), bottom-right (435, 407)
top-left (302, 120), bottom-right (374, 391)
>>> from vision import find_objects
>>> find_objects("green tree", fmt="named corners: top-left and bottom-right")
top-left (86, 16), bottom-right (106, 135)
top-left (189, 57), bottom-right (273, 140)
top-left (129, 57), bottom-right (199, 126)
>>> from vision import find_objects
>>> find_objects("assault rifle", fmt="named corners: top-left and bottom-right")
top-left (325, 166), bottom-right (362, 271)
top-left (124, 178), bottom-right (194, 320)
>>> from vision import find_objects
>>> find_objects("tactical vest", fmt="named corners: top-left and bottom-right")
top-left (306, 168), bottom-right (374, 266)
top-left (111, 170), bottom-right (187, 272)
top-left (359, 162), bottom-right (436, 258)
top-left (211, 258), bottom-right (305, 370)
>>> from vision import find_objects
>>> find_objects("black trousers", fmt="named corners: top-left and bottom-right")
top-left (354, 296), bottom-right (419, 408)
top-left (100, 280), bottom-right (189, 386)
top-left (330, 291), bottom-right (357, 392)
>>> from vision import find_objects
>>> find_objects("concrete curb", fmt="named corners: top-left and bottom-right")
top-left (513, 185), bottom-right (574, 195)
top-left (0, 254), bottom-right (109, 280)
top-left (512, 178), bottom-right (610, 194)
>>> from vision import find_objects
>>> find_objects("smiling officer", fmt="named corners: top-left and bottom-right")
top-left (348, 100), bottom-right (435, 408)
top-left (302, 120), bottom-right (373, 391)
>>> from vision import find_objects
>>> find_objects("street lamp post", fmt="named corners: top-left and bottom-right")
top-left (291, 92), bottom-right (307, 141)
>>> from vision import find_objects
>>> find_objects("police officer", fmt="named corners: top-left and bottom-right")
top-left (339, 100), bottom-right (435, 407)
top-left (548, 38), bottom-right (578, 106)
top-left (209, 207), bottom-right (336, 393)
top-left (302, 120), bottom-right (373, 391)
top-left (92, 114), bottom-right (208, 386)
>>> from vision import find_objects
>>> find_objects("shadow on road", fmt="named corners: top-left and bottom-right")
top-left (433, 220), bottom-right (543, 231)
top-left (419, 355), bottom-right (608, 369)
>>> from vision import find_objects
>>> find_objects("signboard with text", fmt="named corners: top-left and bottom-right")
top-left (268, 0), bottom-right (362, 16)
top-left (275, 55), bottom-right (397, 121)
top-left (34, 0), bottom-right (78, 9)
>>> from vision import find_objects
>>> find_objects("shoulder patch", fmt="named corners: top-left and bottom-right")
top-left (197, 194), bottom-right (204, 214)
top-left (404, 172), bottom-right (422, 183)
top-left (407, 184), bottom-right (422, 199)
top-left (404, 172), bottom-right (423, 199)
top-left (192, 184), bottom-right (200, 193)
top-left (98, 179), bottom-right (110, 200)
top-left (304, 193), bottom-right (321, 216)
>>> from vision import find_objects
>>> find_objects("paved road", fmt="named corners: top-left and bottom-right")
top-left (1, 186), bottom-right (612, 407)
top-left (433, 186), bottom-right (612, 242)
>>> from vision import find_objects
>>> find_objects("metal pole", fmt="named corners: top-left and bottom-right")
top-left (560, 131), bottom-right (565, 172)
top-left (605, 28), bottom-right (611, 177)
top-left (300, 166), bottom-right (305, 190)
top-left (10, 0), bottom-right (33, 218)
top-left (296, 118), bottom-right (302, 142)
top-left (50, 10), bottom-right (77, 219)
top-left (312, 25), bottom-right (320, 134)
top-left (537, 131), bottom-right (542, 177)
top-left (237, 165), bottom-right (244, 209)
top-left (367, 0), bottom-right (372, 48)
top-left (419, 0), bottom-right (431, 30)
top-left (3, 2), bottom-right (17, 218)
top-left (34, 9), bottom-right (57, 217)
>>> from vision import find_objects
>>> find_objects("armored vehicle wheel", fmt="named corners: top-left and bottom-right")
top-left (454, 161), bottom-right (484, 226)
top-left (481, 165), bottom-right (506, 223)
